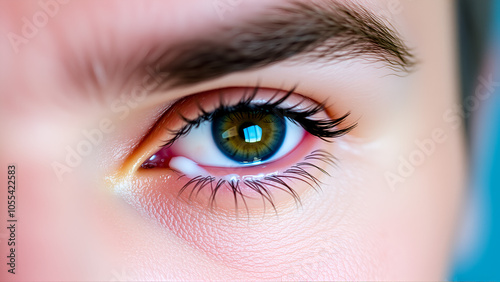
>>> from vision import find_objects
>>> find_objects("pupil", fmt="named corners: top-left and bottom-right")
top-left (212, 110), bottom-right (286, 164)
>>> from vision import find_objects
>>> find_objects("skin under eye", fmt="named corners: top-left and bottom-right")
top-left (127, 87), bottom-right (354, 213)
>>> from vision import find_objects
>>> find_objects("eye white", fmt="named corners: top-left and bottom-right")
top-left (168, 118), bottom-right (305, 167)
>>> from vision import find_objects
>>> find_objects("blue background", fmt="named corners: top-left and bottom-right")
top-left (451, 0), bottom-right (500, 279)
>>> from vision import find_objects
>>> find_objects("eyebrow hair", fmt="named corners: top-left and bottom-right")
top-left (152, 0), bottom-right (416, 88)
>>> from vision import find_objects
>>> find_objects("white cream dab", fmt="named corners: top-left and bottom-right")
top-left (169, 157), bottom-right (281, 183)
top-left (169, 156), bottom-right (209, 178)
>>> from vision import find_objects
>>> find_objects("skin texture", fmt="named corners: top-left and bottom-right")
top-left (0, 0), bottom-right (465, 281)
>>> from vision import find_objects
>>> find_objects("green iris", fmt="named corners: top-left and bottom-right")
top-left (212, 110), bottom-right (286, 164)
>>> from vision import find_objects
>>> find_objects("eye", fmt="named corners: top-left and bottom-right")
top-left (132, 87), bottom-right (355, 213)
top-left (143, 103), bottom-right (305, 169)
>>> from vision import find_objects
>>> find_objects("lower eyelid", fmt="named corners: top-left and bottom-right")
top-left (132, 133), bottom-right (330, 213)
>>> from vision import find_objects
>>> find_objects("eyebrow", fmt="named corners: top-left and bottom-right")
top-left (150, 0), bottom-right (416, 88)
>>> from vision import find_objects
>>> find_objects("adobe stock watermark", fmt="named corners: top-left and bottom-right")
top-left (109, 267), bottom-right (135, 282)
top-left (280, 237), bottom-right (335, 281)
top-left (211, 0), bottom-right (244, 21)
top-left (385, 74), bottom-right (500, 191)
top-left (282, 250), bottom-right (330, 281)
top-left (372, 0), bottom-right (405, 21)
top-left (6, 0), bottom-right (70, 54)
top-left (384, 128), bottom-right (448, 190)
top-left (211, 0), bottom-right (409, 23)
top-left (51, 64), bottom-right (169, 182)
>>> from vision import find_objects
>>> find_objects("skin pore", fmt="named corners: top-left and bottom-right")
top-left (0, 0), bottom-right (465, 280)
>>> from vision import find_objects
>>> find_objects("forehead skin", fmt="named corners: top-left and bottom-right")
top-left (0, 0), bottom-right (464, 281)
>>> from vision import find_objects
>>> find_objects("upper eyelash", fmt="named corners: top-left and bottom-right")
top-left (161, 86), bottom-right (357, 147)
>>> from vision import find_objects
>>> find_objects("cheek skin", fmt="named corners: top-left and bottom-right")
top-left (113, 138), bottom-right (380, 280)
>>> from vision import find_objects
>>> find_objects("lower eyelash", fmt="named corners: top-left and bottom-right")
top-left (175, 149), bottom-right (336, 216)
